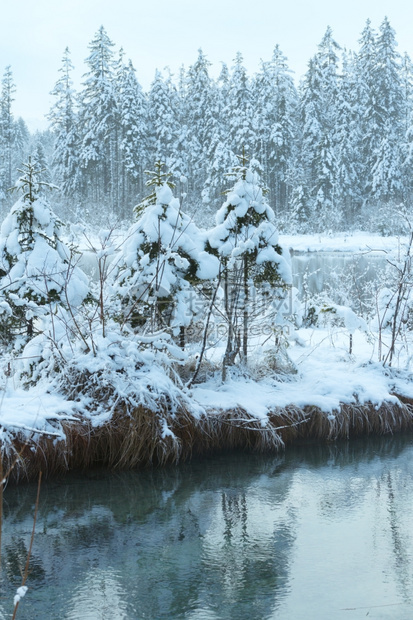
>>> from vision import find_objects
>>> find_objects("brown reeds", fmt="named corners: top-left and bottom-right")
top-left (1, 396), bottom-right (413, 484)
top-left (303, 398), bottom-right (413, 441)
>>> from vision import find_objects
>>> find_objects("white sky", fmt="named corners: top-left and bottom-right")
top-left (0, 0), bottom-right (412, 130)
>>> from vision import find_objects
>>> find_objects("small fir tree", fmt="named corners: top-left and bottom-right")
top-left (208, 154), bottom-right (292, 379)
top-left (113, 161), bottom-right (219, 341)
top-left (0, 159), bottom-right (88, 348)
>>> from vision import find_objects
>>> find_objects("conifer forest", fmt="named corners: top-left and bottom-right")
top-left (1, 17), bottom-right (412, 233)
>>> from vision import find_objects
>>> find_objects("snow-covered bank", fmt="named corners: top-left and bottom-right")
top-left (0, 388), bottom-right (77, 439)
top-left (2, 326), bottom-right (413, 483)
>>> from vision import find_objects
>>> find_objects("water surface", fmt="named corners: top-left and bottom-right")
top-left (1, 435), bottom-right (413, 619)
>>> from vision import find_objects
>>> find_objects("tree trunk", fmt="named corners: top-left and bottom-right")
top-left (243, 256), bottom-right (248, 362)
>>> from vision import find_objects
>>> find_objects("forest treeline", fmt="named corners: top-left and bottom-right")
top-left (1, 17), bottom-right (413, 233)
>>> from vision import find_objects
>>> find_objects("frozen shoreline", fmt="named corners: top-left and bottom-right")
top-left (2, 327), bottom-right (413, 483)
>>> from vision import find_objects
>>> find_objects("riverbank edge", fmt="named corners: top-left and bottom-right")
top-left (3, 395), bottom-right (413, 484)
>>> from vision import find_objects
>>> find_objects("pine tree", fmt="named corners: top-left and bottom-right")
top-left (335, 50), bottom-right (363, 225)
top-left (78, 26), bottom-right (119, 210)
top-left (299, 28), bottom-right (341, 229)
top-left (254, 45), bottom-right (298, 215)
top-left (370, 17), bottom-right (404, 205)
top-left (400, 53), bottom-right (413, 135)
top-left (175, 64), bottom-right (191, 202)
top-left (402, 54), bottom-right (413, 203)
top-left (32, 140), bottom-right (51, 183)
top-left (0, 66), bottom-right (16, 211)
top-left (147, 71), bottom-right (182, 179)
top-left (0, 159), bottom-right (88, 347)
top-left (355, 19), bottom-right (380, 206)
top-left (116, 52), bottom-right (148, 210)
top-left (48, 47), bottom-right (83, 200)
top-left (12, 117), bottom-right (30, 175)
top-left (202, 63), bottom-right (235, 214)
top-left (48, 48), bottom-right (76, 133)
top-left (113, 162), bottom-right (218, 338)
top-left (202, 139), bottom-right (236, 217)
top-left (185, 50), bottom-right (218, 197)
top-left (226, 53), bottom-right (257, 156)
top-left (208, 154), bottom-right (292, 378)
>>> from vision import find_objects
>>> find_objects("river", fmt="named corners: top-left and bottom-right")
top-left (1, 434), bottom-right (413, 619)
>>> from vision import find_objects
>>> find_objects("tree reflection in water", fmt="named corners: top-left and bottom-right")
top-left (0, 434), bottom-right (412, 619)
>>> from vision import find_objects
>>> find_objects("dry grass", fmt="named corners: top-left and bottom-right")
top-left (302, 398), bottom-right (413, 441)
top-left (2, 396), bottom-right (413, 483)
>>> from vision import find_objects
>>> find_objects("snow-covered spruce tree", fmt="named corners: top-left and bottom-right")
top-left (185, 49), bottom-right (218, 199)
top-left (175, 64), bottom-right (191, 202)
top-left (115, 52), bottom-right (148, 208)
top-left (299, 27), bottom-right (342, 231)
top-left (202, 64), bottom-right (236, 215)
top-left (204, 54), bottom-right (256, 214)
top-left (354, 18), bottom-right (405, 214)
top-left (48, 47), bottom-right (83, 202)
top-left (113, 161), bottom-right (219, 345)
top-left (355, 18), bottom-right (378, 181)
top-left (370, 18), bottom-right (405, 208)
top-left (253, 45), bottom-right (298, 216)
top-left (0, 66), bottom-right (16, 212)
top-left (31, 140), bottom-right (51, 183)
top-left (78, 26), bottom-right (119, 212)
top-left (0, 159), bottom-right (88, 351)
top-left (208, 154), bottom-right (292, 381)
top-left (12, 118), bottom-right (30, 178)
top-left (226, 53), bottom-right (257, 157)
top-left (147, 71), bottom-right (183, 180)
top-left (401, 53), bottom-right (413, 204)
top-left (335, 49), bottom-right (363, 226)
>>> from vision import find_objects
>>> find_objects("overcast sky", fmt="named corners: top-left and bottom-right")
top-left (1, 0), bottom-right (412, 130)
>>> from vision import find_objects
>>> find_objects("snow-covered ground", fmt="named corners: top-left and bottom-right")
top-left (1, 230), bottom-right (413, 455)
top-left (0, 387), bottom-right (77, 439)
top-left (191, 327), bottom-right (413, 420)
top-left (1, 324), bottom-right (413, 445)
